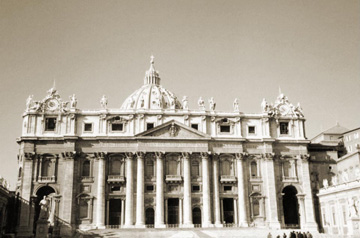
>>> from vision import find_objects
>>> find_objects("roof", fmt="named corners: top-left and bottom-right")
top-left (322, 124), bottom-right (349, 135)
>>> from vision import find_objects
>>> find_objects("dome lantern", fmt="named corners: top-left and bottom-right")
top-left (144, 55), bottom-right (160, 85)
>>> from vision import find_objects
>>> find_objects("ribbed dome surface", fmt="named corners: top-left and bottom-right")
top-left (120, 56), bottom-right (182, 110)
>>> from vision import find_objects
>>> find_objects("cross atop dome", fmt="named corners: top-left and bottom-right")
top-left (144, 55), bottom-right (160, 85)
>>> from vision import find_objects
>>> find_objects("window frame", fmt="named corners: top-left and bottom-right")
top-left (83, 122), bottom-right (93, 133)
top-left (248, 125), bottom-right (256, 135)
top-left (44, 117), bottom-right (57, 132)
top-left (110, 122), bottom-right (124, 132)
top-left (279, 122), bottom-right (289, 135)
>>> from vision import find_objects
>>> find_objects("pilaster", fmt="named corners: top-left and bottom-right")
top-left (263, 153), bottom-right (281, 229)
top-left (59, 151), bottom-right (76, 236)
top-left (236, 153), bottom-right (248, 227)
top-left (299, 154), bottom-right (317, 230)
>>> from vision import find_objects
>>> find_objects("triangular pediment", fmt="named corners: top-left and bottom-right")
top-left (135, 120), bottom-right (210, 139)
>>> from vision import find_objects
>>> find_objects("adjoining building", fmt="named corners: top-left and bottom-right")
top-left (310, 126), bottom-right (360, 236)
top-left (16, 57), bottom-right (318, 237)
top-left (0, 176), bottom-right (18, 238)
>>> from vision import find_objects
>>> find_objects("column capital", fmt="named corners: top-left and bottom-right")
top-left (94, 152), bottom-right (107, 159)
top-left (235, 153), bottom-right (248, 160)
top-left (125, 152), bottom-right (135, 160)
top-left (262, 153), bottom-right (275, 161)
top-left (154, 151), bottom-right (165, 158)
top-left (24, 152), bottom-right (35, 160)
top-left (61, 151), bottom-right (77, 160)
top-left (181, 152), bottom-right (191, 159)
top-left (136, 151), bottom-right (145, 159)
top-left (298, 154), bottom-right (310, 161)
top-left (200, 151), bottom-right (211, 159)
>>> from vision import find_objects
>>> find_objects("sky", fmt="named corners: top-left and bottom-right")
top-left (0, 0), bottom-right (359, 188)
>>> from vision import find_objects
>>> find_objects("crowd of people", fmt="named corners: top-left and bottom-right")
top-left (267, 231), bottom-right (313, 238)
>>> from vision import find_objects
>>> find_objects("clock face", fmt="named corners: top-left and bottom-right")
top-left (46, 99), bottom-right (59, 111)
top-left (279, 104), bottom-right (290, 115)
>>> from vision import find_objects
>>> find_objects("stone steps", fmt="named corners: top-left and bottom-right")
top-left (77, 228), bottom-right (326, 238)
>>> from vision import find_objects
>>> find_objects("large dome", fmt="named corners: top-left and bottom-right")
top-left (121, 57), bottom-right (182, 110)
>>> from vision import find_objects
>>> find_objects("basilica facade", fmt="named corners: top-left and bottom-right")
top-left (16, 57), bottom-right (318, 237)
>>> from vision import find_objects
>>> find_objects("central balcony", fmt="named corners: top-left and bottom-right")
top-left (107, 175), bottom-right (125, 183)
top-left (165, 175), bottom-right (183, 183)
top-left (220, 175), bottom-right (237, 183)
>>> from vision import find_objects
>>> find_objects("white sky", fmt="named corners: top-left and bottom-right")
top-left (0, 0), bottom-right (359, 187)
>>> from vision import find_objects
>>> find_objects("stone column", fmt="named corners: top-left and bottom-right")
top-left (96, 152), bottom-right (106, 229)
top-left (182, 152), bottom-right (193, 228)
top-left (201, 152), bottom-right (212, 227)
top-left (213, 155), bottom-right (222, 227)
top-left (234, 198), bottom-right (238, 226)
top-left (236, 153), bottom-right (248, 227)
top-left (124, 153), bottom-right (134, 227)
top-left (155, 152), bottom-right (166, 228)
top-left (298, 154), bottom-right (317, 230)
top-left (179, 198), bottom-right (183, 225)
top-left (263, 153), bottom-right (281, 229)
top-left (135, 152), bottom-right (145, 228)
top-left (121, 199), bottom-right (125, 226)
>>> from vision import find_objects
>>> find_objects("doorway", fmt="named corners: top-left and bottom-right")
top-left (109, 199), bottom-right (121, 225)
top-left (282, 186), bottom-right (299, 227)
top-left (223, 198), bottom-right (234, 224)
top-left (167, 198), bottom-right (179, 224)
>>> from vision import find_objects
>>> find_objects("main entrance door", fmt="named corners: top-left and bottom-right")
top-left (168, 198), bottom-right (179, 224)
top-left (109, 199), bottom-right (121, 225)
top-left (223, 198), bottom-right (234, 224)
top-left (192, 207), bottom-right (201, 225)
top-left (145, 208), bottom-right (155, 225)
top-left (282, 186), bottom-right (300, 228)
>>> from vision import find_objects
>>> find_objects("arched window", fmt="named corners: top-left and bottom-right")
top-left (82, 160), bottom-right (91, 177)
top-left (110, 160), bottom-right (121, 175)
top-left (146, 160), bottom-right (154, 177)
top-left (251, 161), bottom-right (258, 177)
top-left (191, 160), bottom-right (200, 177)
top-left (79, 200), bottom-right (89, 219)
top-left (221, 160), bottom-right (231, 175)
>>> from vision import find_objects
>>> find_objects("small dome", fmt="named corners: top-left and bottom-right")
top-left (121, 56), bottom-right (182, 110)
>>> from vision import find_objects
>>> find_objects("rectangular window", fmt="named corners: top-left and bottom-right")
top-left (248, 126), bottom-right (255, 134)
top-left (191, 124), bottom-right (199, 130)
top-left (192, 185), bottom-right (200, 192)
top-left (354, 133), bottom-right (359, 139)
top-left (111, 123), bottom-right (123, 131)
top-left (84, 123), bottom-right (92, 132)
top-left (146, 185), bottom-right (154, 191)
top-left (280, 122), bottom-right (289, 135)
top-left (224, 185), bottom-right (232, 191)
top-left (147, 123), bottom-right (154, 130)
top-left (111, 185), bottom-right (121, 192)
top-left (45, 118), bottom-right (57, 131)
top-left (220, 125), bottom-right (230, 133)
